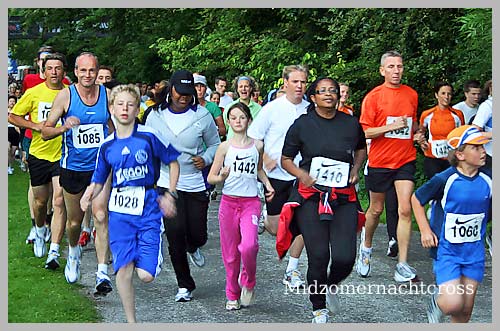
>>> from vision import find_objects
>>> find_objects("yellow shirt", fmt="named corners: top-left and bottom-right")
top-left (11, 83), bottom-right (65, 162)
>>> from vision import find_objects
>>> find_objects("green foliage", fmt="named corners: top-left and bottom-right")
top-left (8, 165), bottom-right (101, 322)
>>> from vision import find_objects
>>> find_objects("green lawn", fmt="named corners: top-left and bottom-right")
top-left (8, 163), bottom-right (101, 323)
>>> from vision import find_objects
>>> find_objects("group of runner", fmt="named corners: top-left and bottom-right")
top-left (8, 47), bottom-right (492, 324)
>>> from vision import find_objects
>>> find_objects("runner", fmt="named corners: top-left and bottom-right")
top-left (207, 102), bottom-right (275, 311)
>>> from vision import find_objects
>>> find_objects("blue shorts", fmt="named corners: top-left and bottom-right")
top-left (433, 255), bottom-right (485, 285)
top-left (109, 213), bottom-right (164, 277)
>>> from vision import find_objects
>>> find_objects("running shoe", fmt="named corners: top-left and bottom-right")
top-left (356, 232), bottom-right (372, 278)
top-left (189, 248), bottom-right (205, 268)
top-left (78, 230), bottom-right (91, 247)
top-left (8, 166), bottom-right (14, 175)
top-left (386, 237), bottom-right (398, 258)
top-left (26, 226), bottom-right (36, 244)
top-left (95, 271), bottom-right (113, 295)
top-left (65, 249), bottom-right (81, 284)
top-left (240, 287), bottom-right (256, 307)
top-left (225, 299), bottom-right (241, 311)
top-left (282, 269), bottom-right (306, 289)
top-left (45, 250), bottom-right (60, 270)
top-left (394, 262), bottom-right (418, 283)
top-left (44, 226), bottom-right (51, 243)
top-left (19, 162), bottom-right (27, 172)
top-left (427, 292), bottom-right (444, 323)
top-left (312, 308), bottom-right (329, 323)
top-left (33, 231), bottom-right (47, 258)
top-left (175, 288), bottom-right (192, 302)
top-left (258, 204), bottom-right (267, 235)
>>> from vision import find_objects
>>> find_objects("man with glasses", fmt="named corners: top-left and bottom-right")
top-left (357, 50), bottom-right (421, 283)
top-left (248, 64), bottom-right (310, 290)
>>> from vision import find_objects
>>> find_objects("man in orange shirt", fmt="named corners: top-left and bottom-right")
top-left (357, 50), bottom-right (421, 283)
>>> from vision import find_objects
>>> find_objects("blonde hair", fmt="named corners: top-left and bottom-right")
top-left (110, 84), bottom-right (141, 106)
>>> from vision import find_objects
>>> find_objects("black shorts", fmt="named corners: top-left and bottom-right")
top-left (365, 161), bottom-right (416, 193)
top-left (59, 168), bottom-right (94, 194)
top-left (423, 157), bottom-right (450, 179)
top-left (27, 155), bottom-right (60, 187)
top-left (8, 127), bottom-right (20, 146)
top-left (266, 178), bottom-right (295, 216)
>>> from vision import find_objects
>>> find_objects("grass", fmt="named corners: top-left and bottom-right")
top-left (8, 162), bottom-right (101, 323)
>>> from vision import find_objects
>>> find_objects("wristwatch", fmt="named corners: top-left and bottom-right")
top-left (168, 190), bottom-right (179, 200)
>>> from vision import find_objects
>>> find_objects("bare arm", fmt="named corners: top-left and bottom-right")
top-left (411, 193), bottom-right (438, 248)
top-left (168, 160), bottom-right (180, 194)
top-left (8, 113), bottom-right (44, 132)
top-left (256, 141), bottom-right (274, 201)
top-left (349, 147), bottom-right (367, 185)
top-left (80, 182), bottom-right (104, 212)
top-left (214, 115), bottom-right (227, 137)
top-left (207, 142), bottom-right (230, 185)
top-left (364, 116), bottom-right (409, 139)
top-left (281, 155), bottom-right (316, 187)
top-left (41, 89), bottom-right (77, 140)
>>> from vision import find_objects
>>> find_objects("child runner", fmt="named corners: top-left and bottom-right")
top-left (80, 84), bottom-right (180, 322)
top-left (411, 125), bottom-right (491, 323)
top-left (207, 102), bottom-right (275, 311)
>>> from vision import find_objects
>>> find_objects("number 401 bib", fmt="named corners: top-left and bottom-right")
top-left (109, 186), bottom-right (145, 216)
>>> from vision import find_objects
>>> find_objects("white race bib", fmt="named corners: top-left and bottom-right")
top-left (431, 139), bottom-right (450, 159)
top-left (309, 156), bottom-right (350, 188)
top-left (37, 102), bottom-right (62, 125)
top-left (384, 116), bottom-right (412, 139)
top-left (109, 186), bottom-right (145, 216)
top-left (231, 155), bottom-right (257, 178)
top-left (72, 124), bottom-right (104, 149)
top-left (444, 212), bottom-right (483, 244)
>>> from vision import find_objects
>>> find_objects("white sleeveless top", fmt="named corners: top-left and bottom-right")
top-left (222, 142), bottom-right (259, 197)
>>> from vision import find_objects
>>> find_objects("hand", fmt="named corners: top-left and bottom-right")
top-left (264, 184), bottom-right (275, 202)
top-left (80, 187), bottom-right (93, 212)
top-left (33, 121), bottom-right (46, 132)
top-left (420, 230), bottom-right (438, 248)
top-left (392, 116), bottom-right (408, 130)
top-left (349, 172), bottom-right (359, 185)
top-left (64, 115), bottom-right (80, 131)
top-left (158, 194), bottom-right (177, 218)
top-left (263, 154), bottom-right (277, 172)
top-left (219, 166), bottom-right (230, 181)
top-left (191, 156), bottom-right (206, 170)
top-left (298, 169), bottom-right (316, 188)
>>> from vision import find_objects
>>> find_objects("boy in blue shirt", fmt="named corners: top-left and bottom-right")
top-left (81, 84), bottom-right (180, 322)
top-left (411, 125), bottom-right (491, 323)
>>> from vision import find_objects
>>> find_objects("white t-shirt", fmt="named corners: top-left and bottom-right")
top-left (453, 101), bottom-right (478, 125)
top-left (472, 96), bottom-right (493, 156)
top-left (248, 95), bottom-right (309, 181)
top-left (219, 94), bottom-right (234, 109)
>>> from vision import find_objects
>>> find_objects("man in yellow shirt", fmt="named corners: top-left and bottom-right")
top-left (8, 53), bottom-right (68, 269)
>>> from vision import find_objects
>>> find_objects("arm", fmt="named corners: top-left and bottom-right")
top-left (214, 115), bottom-right (227, 137)
top-left (281, 156), bottom-right (316, 187)
top-left (157, 160), bottom-right (179, 218)
top-left (195, 114), bottom-right (221, 169)
top-left (207, 142), bottom-right (230, 185)
top-left (80, 182), bottom-right (104, 212)
top-left (364, 116), bottom-right (409, 139)
top-left (411, 193), bottom-right (438, 248)
top-left (8, 113), bottom-right (44, 132)
top-left (256, 141), bottom-right (275, 201)
top-left (168, 160), bottom-right (180, 195)
top-left (349, 147), bottom-right (367, 185)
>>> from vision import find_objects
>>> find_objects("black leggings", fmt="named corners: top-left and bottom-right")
top-left (160, 188), bottom-right (209, 292)
top-left (295, 199), bottom-right (357, 310)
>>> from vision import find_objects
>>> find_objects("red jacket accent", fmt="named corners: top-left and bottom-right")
top-left (276, 183), bottom-right (363, 260)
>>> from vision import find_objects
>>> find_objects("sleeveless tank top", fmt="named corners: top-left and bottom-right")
top-left (222, 142), bottom-right (259, 197)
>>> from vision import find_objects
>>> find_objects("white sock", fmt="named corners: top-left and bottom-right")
top-left (97, 264), bottom-right (108, 275)
top-left (68, 245), bottom-right (80, 258)
top-left (82, 227), bottom-right (91, 233)
top-left (49, 243), bottom-right (60, 253)
top-left (35, 226), bottom-right (46, 237)
top-left (361, 243), bottom-right (372, 253)
top-left (286, 256), bottom-right (300, 273)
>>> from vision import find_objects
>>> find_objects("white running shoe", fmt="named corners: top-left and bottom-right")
top-left (26, 226), bottom-right (36, 244)
top-left (44, 226), bottom-right (51, 243)
top-left (175, 288), bottom-right (192, 302)
top-left (312, 308), bottom-right (329, 323)
top-left (95, 270), bottom-right (113, 295)
top-left (240, 287), bottom-right (256, 307)
top-left (427, 292), bottom-right (444, 323)
top-left (282, 269), bottom-right (306, 289)
top-left (225, 299), bottom-right (241, 311)
top-left (189, 248), bottom-right (205, 268)
top-left (8, 166), bottom-right (14, 175)
top-left (65, 248), bottom-right (81, 284)
top-left (33, 231), bottom-right (47, 258)
top-left (45, 250), bottom-right (60, 270)
top-left (394, 262), bottom-right (418, 283)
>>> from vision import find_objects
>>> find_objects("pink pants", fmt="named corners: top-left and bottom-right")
top-left (218, 194), bottom-right (261, 301)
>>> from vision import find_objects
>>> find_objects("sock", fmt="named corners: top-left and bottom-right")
top-left (82, 227), bottom-right (91, 233)
top-left (49, 243), bottom-right (60, 253)
top-left (286, 256), bottom-right (300, 273)
top-left (35, 226), bottom-right (46, 237)
top-left (69, 245), bottom-right (80, 258)
top-left (361, 243), bottom-right (373, 253)
top-left (45, 212), bottom-right (53, 226)
top-left (97, 264), bottom-right (108, 275)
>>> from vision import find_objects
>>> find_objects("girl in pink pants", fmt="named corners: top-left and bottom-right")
top-left (208, 102), bottom-right (274, 311)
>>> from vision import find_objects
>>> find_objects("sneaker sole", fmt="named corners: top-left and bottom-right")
top-left (394, 273), bottom-right (421, 283)
top-left (95, 282), bottom-right (113, 295)
top-left (356, 264), bottom-right (370, 278)
top-left (175, 297), bottom-right (192, 302)
top-left (45, 260), bottom-right (60, 270)
top-left (189, 256), bottom-right (205, 268)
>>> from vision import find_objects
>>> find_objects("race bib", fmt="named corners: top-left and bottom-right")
top-left (384, 116), bottom-right (412, 139)
top-left (109, 186), bottom-right (145, 216)
top-left (231, 154), bottom-right (257, 178)
top-left (431, 139), bottom-right (450, 159)
top-left (37, 102), bottom-right (62, 125)
top-left (444, 212), bottom-right (483, 244)
top-left (72, 124), bottom-right (104, 149)
top-left (309, 156), bottom-right (350, 188)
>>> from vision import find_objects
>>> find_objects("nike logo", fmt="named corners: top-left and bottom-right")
top-left (455, 217), bottom-right (478, 225)
top-left (44, 105), bottom-right (52, 110)
top-left (235, 155), bottom-right (252, 161)
top-left (321, 162), bottom-right (337, 167)
top-left (78, 127), bottom-right (95, 134)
